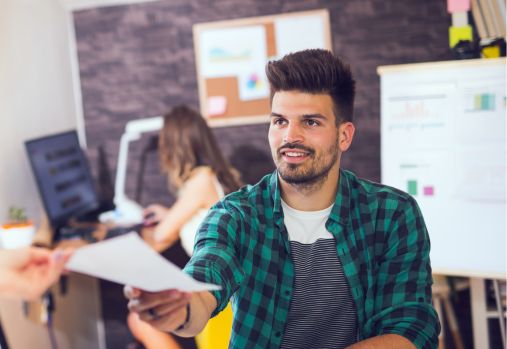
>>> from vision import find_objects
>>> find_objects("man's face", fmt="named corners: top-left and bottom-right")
top-left (268, 90), bottom-right (343, 186)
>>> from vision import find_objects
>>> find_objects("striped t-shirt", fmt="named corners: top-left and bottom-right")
top-left (280, 200), bottom-right (357, 349)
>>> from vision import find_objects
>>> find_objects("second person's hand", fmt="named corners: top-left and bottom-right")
top-left (142, 204), bottom-right (169, 227)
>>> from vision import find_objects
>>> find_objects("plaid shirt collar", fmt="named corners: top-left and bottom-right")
top-left (270, 168), bottom-right (351, 228)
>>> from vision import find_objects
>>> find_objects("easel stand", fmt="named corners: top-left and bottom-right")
top-left (470, 277), bottom-right (506, 349)
top-left (433, 275), bottom-right (465, 349)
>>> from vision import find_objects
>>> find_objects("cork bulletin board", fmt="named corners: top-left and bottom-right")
top-left (193, 9), bottom-right (332, 126)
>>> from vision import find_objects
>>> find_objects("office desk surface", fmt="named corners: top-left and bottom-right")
top-left (33, 217), bottom-right (172, 252)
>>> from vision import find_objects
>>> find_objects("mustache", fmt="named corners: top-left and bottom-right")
top-left (277, 142), bottom-right (315, 155)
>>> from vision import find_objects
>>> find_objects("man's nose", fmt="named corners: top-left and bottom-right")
top-left (283, 123), bottom-right (303, 144)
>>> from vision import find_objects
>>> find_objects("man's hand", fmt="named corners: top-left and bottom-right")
top-left (125, 286), bottom-right (191, 332)
top-left (0, 247), bottom-right (72, 300)
top-left (124, 285), bottom-right (217, 337)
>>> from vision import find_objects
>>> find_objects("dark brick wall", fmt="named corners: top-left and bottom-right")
top-left (74, 0), bottom-right (453, 206)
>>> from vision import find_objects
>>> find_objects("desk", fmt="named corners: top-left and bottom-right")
top-left (33, 217), bottom-right (170, 252)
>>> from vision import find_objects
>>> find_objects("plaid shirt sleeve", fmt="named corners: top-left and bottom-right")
top-left (183, 200), bottom-right (245, 317)
top-left (364, 195), bottom-right (440, 349)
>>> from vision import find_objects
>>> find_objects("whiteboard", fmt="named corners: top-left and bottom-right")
top-left (378, 58), bottom-right (506, 279)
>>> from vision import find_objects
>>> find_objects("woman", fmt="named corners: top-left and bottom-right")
top-left (128, 105), bottom-right (241, 349)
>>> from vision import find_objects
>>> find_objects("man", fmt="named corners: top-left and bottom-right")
top-left (125, 49), bottom-right (440, 349)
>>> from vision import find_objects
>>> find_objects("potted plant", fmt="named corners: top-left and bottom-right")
top-left (1, 207), bottom-right (35, 249)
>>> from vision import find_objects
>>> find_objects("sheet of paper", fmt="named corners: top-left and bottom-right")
top-left (200, 25), bottom-right (267, 78)
top-left (66, 233), bottom-right (220, 292)
top-left (447, 0), bottom-right (470, 13)
top-left (207, 95), bottom-right (227, 116)
top-left (274, 15), bottom-right (326, 58)
top-left (238, 69), bottom-right (269, 101)
top-left (452, 11), bottom-right (468, 27)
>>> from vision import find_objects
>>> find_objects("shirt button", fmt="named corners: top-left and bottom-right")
top-left (284, 290), bottom-right (290, 296)
top-left (275, 332), bottom-right (281, 337)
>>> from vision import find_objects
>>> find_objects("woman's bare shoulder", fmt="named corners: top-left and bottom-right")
top-left (185, 166), bottom-right (215, 189)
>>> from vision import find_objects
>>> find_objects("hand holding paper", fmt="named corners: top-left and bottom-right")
top-left (65, 233), bottom-right (220, 292)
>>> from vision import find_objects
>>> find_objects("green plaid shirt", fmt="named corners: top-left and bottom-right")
top-left (184, 170), bottom-right (440, 349)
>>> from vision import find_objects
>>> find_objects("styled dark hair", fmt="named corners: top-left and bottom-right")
top-left (159, 105), bottom-right (242, 194)
top-left (266, 49), bottom-right (355, 124)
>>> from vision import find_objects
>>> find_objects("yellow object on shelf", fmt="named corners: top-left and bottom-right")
top-left (449, 25), bottom-right (473, 47)
top-left (482, 45), bottom-right (501, 58)
top-left (196, 303), bottom-right (233, 349)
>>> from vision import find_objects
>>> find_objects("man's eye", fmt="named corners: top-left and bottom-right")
top-left (273, 118), bottom-right (286, 125)
top-left (306, 119), bottom-right (319, 126)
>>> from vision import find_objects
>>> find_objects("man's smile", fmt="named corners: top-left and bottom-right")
top-left (278, 145), bottom-right (314, 164)
top-left (280, 150), bottom-right (310, 163)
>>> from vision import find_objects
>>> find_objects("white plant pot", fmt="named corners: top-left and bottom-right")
top-left (0, 223), bottom-right (35, 249)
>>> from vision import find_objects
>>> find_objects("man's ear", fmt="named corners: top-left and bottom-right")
top-left (338, 122), bottom-right (355, 152)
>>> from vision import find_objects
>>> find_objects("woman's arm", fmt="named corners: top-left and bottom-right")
top-left (151, 168), bottom-right (219, 248)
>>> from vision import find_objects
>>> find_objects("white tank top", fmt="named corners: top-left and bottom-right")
top-left (179, 176), bottom-right (225, 256)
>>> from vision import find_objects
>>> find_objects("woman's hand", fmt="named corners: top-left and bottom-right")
top-left (143, 204), bottom-right (169, 227)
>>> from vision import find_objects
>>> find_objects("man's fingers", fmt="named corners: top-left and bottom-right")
top-left (128, 290), bottom-right (186, 313)
top-left (153, 293), bottom-right (190, 317)
top-left (142, 302), bottom-right (188, 329)
top-left (124, 285), bottom-right (141, 300)
top-left (145, 311), bottom-right (184, 329)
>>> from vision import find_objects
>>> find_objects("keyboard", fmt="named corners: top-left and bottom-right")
top-left (58, 226), bottom-right (96, 242)
top-left (58, 223), bottom-right (143, 243)
top-left (104, 223), bottom-right (144, 239)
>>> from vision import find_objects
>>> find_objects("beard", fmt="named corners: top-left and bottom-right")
top-left (274, 141), bottom-right (339, 187)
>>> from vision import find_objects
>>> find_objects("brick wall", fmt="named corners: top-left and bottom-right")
top-left (74, 0), bottom-right (453, 206)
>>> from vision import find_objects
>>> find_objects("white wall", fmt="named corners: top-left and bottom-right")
top-left (0, 0), bottom-right (80, 224)
top-left (61, 0), bottom-right (158, 11)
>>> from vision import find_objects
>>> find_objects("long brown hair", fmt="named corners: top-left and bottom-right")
top-left (159, 105), bottom-right (242, 194)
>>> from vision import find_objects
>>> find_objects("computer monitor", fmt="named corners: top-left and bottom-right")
top-left (25, 130), bottom-right (100, 233)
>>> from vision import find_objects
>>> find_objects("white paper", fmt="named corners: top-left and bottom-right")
top-left (207, 95), bottom-right (227, 116)
top-left (200, 26), bottom-right (267, 79)
top-left (274, 16), bottom-right (326, 58)
top-left (66, 233), bottom-right (220, 292)
top-left (238, 69), bottom-right (269, 101)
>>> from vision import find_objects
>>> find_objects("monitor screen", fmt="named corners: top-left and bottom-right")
top-left (25, 130), bottom-right (99, 230)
